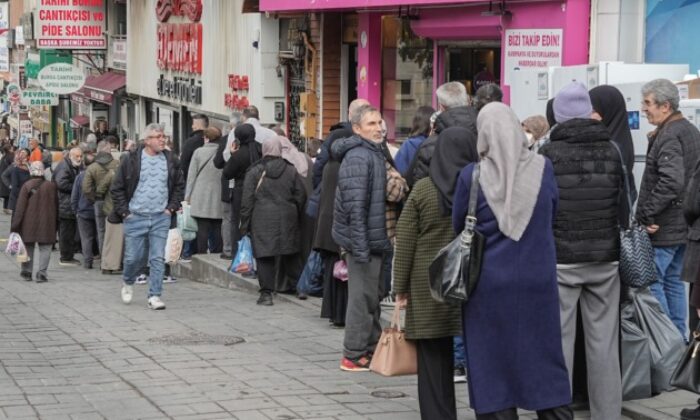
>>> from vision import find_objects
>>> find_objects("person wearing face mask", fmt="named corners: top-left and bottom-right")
top-left (521, 115), bottom-right (550, 152)
top-left (53, 147), bottom-right (84, 266)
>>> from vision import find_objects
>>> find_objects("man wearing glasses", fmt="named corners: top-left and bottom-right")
top-left (637, 79), bottom-right (700, 339)
top-left (110, 123), bottom-right (185, 310)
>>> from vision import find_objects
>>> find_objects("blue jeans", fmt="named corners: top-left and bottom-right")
top-left (650, 245), bottom-right (687, 339)
top-left (453, 335), bottom-right (466, 369)
top-left (123, 212), bottom-right (170, 298)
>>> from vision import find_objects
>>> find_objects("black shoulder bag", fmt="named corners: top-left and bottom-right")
top-left (610, 141), bottom-right (656, 288)
top-left (428, 163), bottom-right (485, 305)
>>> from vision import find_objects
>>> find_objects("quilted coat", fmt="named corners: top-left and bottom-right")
top-left (240, 157), bottom-right (306, 258)
top-left (331, 135), bottom-right (391, 263)
top-left (53, 157), bottom-right (82, 219)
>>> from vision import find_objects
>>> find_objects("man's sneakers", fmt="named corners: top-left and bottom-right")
top-left (135, 274), bottom-right (148, 285)
top-left (121, 284), bottom-right (133, 304)
top-left (340, 355), bottom-right (371, 372)
top-left (163, 275), bottom-right (177, 284)
top-left (35, 273), bottom-right (48, 283)
top-left (454, 366), bottom-right (467, 383)
top-left (59, 258), bottom-right (80, 267)
top-left (20, 271), bottom-right (32, 281)
top-left (148, 296), bottom-right (166, 310)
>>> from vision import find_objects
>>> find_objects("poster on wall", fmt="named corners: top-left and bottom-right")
top-left (35, 0), bottom-right (106, 49)
top-left (503, 29), bottom-right (563, 86)
top-left (645, 0), bottom-right (700, 74)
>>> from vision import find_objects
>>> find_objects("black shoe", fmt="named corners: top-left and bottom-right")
top-left (101, 269), bottom-right (112, 275)
top-left (256, 293), bottom-right (273, 306)
top-left (220, 253), bottom-right (233, 260)
top-left (20, 271), bottom-right (32, 281)
top-left (454, 366), bottom-right (467, 383)
top-left (59, 259), bottom-right (80, 267)
top-left (297, 292), bottom-right (308, 300)
top-left (85, 263), bottom-right (93, 269)
top-left (681, 406), bottom-right (700, 420)
top-left (35, 273), bottom-right (48, 283)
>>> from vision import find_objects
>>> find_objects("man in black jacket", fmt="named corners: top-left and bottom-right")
top-left (180, 113), bottom-right (208, 183)
top-left (53, 147), bottom-right (84, 266)
top-left (539, 81), bottom-right (624, 419)
top-left (332, 105), bottom-right (394, 372)
top-left (110, 123), bottom-right (184, 310)
top-left (637, 78), bottom-right (700, 339)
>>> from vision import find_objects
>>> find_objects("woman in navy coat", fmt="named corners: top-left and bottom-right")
top-left (452, 102), bottom-right (572, 420)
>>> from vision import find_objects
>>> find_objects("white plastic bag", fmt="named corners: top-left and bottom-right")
top-left (164, 228), bottom-right (183, 263)
top-left (5, 233), bottom-right (29, 263)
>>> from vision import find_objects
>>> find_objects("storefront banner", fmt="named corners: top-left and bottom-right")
top-left (503, 28), bottom-right (563, 86)
top-left (21, 89), bottom-right (59, 107)
top-left (36, 0), bottom-right (106, 49)
top-left (38, 63), bottom-right (86, 95)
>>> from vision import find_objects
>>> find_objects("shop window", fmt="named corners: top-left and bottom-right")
top-left (381, 16), bottom-right (433, 143)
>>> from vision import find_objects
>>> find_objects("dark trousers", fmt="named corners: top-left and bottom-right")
top-left (59, 217), bottom-right (77, 261)
top-left (230, 186), bottom-right (243, 257)
top-left (476, 406), bottom-right (573, 420)
top-left (76, 216), bottom-right (97, 267)
top-left (256, 254), bottom-right (299, 294)
top-left (194, 217), bottom-right (222, 254)
top-left (416, 337), bottom-right (456, 420)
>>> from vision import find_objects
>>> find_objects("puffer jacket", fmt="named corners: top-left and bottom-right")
top-left (53, 157), bottom-right (82, 219)
top-left (331, 135), bottom-right (391, 263)
top-left (636, 112), bottom-right (700, 246)
top-left (240, 157), bottom-right (306, 258)
top-left (540, 118), bottom-right (624, 264)
top-left (405, 106), bottom-right (477, 187)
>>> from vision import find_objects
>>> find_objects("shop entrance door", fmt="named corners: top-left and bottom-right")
top-left (440, 41), bottom-right (501, 96)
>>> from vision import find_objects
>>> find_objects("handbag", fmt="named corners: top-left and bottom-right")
top-left (369, 303), bottom-right (417, 376)
top-left (428, 163), bottom-right (484, 305)
top-left (610, 142), bottom-right (657, 288)
top-left (671, 322), bottom-right (700, 393)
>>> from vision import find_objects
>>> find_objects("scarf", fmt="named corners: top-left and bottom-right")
top-left (262, 136), bottom-right (282, 157)
top-left (385, 162), bottom-right (408, 244)
top-left (429, 126), bottom-right (479, 216)
top-left (589, 85), bottom-right (635, 170)
top-left (477, 102), bottom-right (545, 241)
top-left (278, 136), bottom-right (309, 177)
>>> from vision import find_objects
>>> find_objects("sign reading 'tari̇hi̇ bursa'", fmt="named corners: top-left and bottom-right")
top-left (38, 63), bottom-right (86, 95)
top-left (503, 28), bottom-right (563, 86)
top-left (36, 0), bottom-right (106, 49)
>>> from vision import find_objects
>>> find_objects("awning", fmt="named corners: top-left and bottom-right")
top-left (82, 71), bottom-right (125, 105)
top-left (242, 0), bottom-right (260, 13)
top-left (70, 115), bottom-right (90, 128)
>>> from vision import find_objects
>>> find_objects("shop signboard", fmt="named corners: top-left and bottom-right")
top-left (38, 63), bottom-right (86, 94)
top-left (21, 88), bottom-right (59, 106)
top-left (36, 0), bottom-right (106, 49)
top-left (503, 28), bottom-right (563, 86)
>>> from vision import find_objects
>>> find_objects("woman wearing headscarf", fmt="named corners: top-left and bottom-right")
top-left (1, 148), bottom-right (30, 212)
top-left (0, 143), bottom-right (15, 213)
top-left (186, 127), bottom-right (224, 254)
top-left (11, 162), bottom-right (57, 282)
top-left (590, 85), bottom-right (637, 227)
top-left (240, 137), bottom-right (307, 306)
top-left (393, 126), bottom-right (478, 420)
top-left (223, 124), bottom-right (262, 257)
top-left (452, 102), bottom-right (572, 419)
top-left (522, 115), bottom-right (550, 151)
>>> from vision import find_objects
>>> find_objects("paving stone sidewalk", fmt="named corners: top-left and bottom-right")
top-left (0, 212), bottom-right (690, 419)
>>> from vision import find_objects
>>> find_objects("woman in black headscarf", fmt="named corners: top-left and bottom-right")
top-left (546, 98), bottom-right (557, 128)
top-left (393, 126), bottom-right (478, 420)
top-left (589, 85), bottom-right (637, 224)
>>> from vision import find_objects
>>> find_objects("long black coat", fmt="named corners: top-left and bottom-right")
top-left (240, 157), bottom-right (306, 258)
top-left (0, 152), bottom-right (13, 198)
top-left (53, 157), bottom-right (82, 219)
top-left (683, 161), bottom-right (700, 283)
top-left (312, 158), bottom-right (341, 253)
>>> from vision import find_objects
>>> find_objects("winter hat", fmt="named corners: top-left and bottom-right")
top-left (553, 82), bottom-right (593, 123)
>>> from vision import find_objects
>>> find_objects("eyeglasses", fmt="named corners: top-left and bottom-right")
top-left (148, 134), bottom-right (165, 139)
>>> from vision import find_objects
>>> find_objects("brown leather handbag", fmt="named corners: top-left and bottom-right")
top-left (369, 304), bottom-right (417, 376)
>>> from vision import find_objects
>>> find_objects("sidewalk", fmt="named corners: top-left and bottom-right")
top-left (175, 253), bottom-right (698, 420)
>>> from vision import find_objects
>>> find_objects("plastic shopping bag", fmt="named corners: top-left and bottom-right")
top-left (177, 211), bottom-right (196, 242)
top-left (621, 297), bottom-right (652, 400)
top-left (164, 228), bottom-right (183, 264)
top-left (333, 259), bottom-right (349, 281)
top-left (5, 233), bottom-right (29, 263)
top-left (180, 201), bottom-right (198, 232)
top-left (230, 236), bottom-right (254, 275)
top-left (297, 250), bottom-right (324, 295)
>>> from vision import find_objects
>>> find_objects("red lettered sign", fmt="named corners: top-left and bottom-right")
top-left (36, 0), bottom-right (106, 50)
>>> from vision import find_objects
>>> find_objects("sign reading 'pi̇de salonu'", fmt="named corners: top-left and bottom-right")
top-left (38, 63), bottom-right (86, 95)
top-left (36, 0), bottom-right (106, 49)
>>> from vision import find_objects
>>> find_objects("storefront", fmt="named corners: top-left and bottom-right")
top-left (259, 0), bottom-right (591, 142)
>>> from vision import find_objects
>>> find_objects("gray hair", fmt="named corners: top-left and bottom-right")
top-left (350, 104), bottom-right (380, 126)
top-left (96, 140), bottom-right (111, 154)
top-left (475, 83), bottom-right (504, 111)
top-left (642, 79), bottom-right (680, 111)
top-left (436, 82), bottom-right (468, 109)
top-left (144, 123), bottom-right (164, 139)
top-left (85, 133), bottom-right (97, 143)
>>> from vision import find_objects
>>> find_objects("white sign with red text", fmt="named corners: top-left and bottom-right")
top-left (504, 29), bottom-right (563, 86)
top-left (36, 0), bottom-right (106, 49)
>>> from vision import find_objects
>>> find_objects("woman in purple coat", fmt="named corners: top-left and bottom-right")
top-left (452, 102), bottom-right (572, 419)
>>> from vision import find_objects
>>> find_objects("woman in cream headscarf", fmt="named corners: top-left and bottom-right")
top-left (452, 102), bottom-right (572, 420)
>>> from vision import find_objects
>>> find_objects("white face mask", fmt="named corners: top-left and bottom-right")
top-left (525, 132), bottom-right (535, 145)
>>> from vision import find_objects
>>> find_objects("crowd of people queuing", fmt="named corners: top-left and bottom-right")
top-left (2, 77), bottom-right (700, 419)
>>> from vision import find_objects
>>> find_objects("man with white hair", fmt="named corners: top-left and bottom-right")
top-left (110, 123), bottom-right (184, 310)
top-left (241, 105), bottom-right (276, 144)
